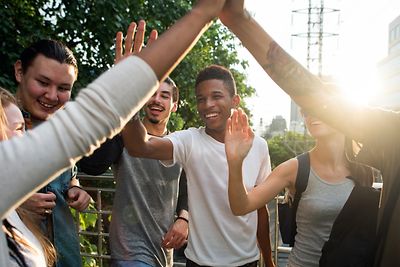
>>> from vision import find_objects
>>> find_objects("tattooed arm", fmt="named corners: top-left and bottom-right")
top-left (219, 0), bottom-right (397, 144)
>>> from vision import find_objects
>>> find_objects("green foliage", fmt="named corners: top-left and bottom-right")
top-left (266, 131), bottom-right (315, 169)
top-left (71, 203), bottom-right (99, 266)
top-left (0, 0), bottom-right (255, 130)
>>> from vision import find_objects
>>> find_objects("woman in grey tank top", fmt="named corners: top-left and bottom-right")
top-left (225, 108), bottom-right (373, 267)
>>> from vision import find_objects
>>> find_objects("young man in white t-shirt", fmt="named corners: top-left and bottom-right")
top-left (122, 65), bottom-right (274, 267)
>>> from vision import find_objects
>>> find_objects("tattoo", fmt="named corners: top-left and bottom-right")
top-left (264, 41), bottom-right (322, 97)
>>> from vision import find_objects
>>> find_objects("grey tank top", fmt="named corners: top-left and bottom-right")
top-left (288, 168), bottom-right (354, 267)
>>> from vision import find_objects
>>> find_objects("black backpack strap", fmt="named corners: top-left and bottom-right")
top-left (293, 152), bottom-right (311, 203)
top-left (286, 152), bottom-right (310, 246)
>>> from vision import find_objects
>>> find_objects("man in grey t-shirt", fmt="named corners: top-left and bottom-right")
top-left (79, 77), bottom-right (188, 267)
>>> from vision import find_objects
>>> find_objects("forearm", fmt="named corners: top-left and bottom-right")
top-left (0, 57), bottom-right (157, 219)
top-left (176, 171), bottom-right (188, 213)
top-left (121, 115), bottom-right (151, 157)
top-left (257, 206), bottom-right (275, 267)
top-left (224, 9), bottom-right (374, 142)
top-left (78, 135), bottom-right (123, 175)
top-left (70, 177), bottom-right (80, 187)
top-left (138, 7), bottom-right (215, 81)
top-left (224, 10), bottom-right (322, 101)
top-left (227, 160), bottom-right (251, 215)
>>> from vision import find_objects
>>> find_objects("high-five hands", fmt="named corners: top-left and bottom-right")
top-left (225, 108), bottom-right (254, 164)
top-left (115, 20), bottom-right (158, 64)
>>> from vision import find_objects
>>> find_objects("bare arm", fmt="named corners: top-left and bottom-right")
top-left (219, 0), bottom-right (390, 143)
top-left (121, 115), bottom-right (174, 160)
top-left (257, 206), bottom-right (275, 267)
top-left (137, 0), bottom-right (226, 81)
top-left (225, 109), bottom-right (297, 215)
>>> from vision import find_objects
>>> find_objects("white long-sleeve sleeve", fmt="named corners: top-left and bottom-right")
top-left (0, 56), bottom-right (158, 266)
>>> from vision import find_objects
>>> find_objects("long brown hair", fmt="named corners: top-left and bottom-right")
top-left (345, 138), bottom-right (374, 187)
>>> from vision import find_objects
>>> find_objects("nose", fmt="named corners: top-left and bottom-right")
top-left (44, 86), bottom-right (59, 102)
top-left (205, 98), bottom-right (215, 109)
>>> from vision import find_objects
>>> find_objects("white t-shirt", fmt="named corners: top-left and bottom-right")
top-left (162, 127), bottom-right (271, 266)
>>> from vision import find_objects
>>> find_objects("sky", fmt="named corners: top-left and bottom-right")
top-left (238, 0), bottom-right (400, 132)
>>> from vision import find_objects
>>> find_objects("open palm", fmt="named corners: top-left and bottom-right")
top-left (225, 108), bottom-right (254, 163)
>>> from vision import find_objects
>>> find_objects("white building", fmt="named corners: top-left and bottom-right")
top-left (373, 15), bottom-right (400, 109)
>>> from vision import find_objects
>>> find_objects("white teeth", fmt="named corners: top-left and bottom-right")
top-left (205, 113), bottom-right (218, 118)
top-left (149, 105), bottom-right (163, 111)
top-left (39, 101), bottom-right (55, 108)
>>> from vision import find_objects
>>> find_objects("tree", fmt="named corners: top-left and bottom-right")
top-left (0, 0), bottom-right (255, 131)
top-left (266, 131), bottom-right (315, 169)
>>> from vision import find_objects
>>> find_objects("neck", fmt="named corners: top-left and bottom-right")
top-left (143, 117), bottom-right (168, 137)
top-left (311, 134), bottom-right (346, 167)
top-left (205, 127), bottom-right (225, 143)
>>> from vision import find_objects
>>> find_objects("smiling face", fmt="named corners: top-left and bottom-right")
top-left (143, 82), bottom-right (177, 125)
top-left (4, 103), bottom-right (25, 139)
top-left (15, 54), bottom-right (76, 121)
top-left (195, 79), bottom-right (240, 139)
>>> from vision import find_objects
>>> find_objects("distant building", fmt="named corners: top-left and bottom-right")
top-left (264, 115), bottom-right (288, 138)
top-left (289, 100), bottom-right (305, 134)
top-left (374, 14), bottom-right (400, 109)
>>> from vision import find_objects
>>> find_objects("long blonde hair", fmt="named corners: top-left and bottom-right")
top-left (0, 87), bottom-right (16, 140)
top-left (0, 87), bottom-right (57, 266)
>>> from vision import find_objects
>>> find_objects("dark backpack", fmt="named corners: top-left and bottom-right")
top-left (278, 152), bottom-right (310, 246)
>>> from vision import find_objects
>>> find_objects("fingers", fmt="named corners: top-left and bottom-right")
top-left (133, 20), bottom-right (146, 54)
top-left (162, 233), bottom-right (187, 249)
top-left (21, 192), bottom-right (56, 216)
top-left (147, 29), bottom-right (158, 47)
top-left (125, 22), bottom-right (137, 55)
top-left (68, 188), bottom-right (91, 211)
top-left (115, 31), bottom-right (123, 63)
top-left (162, 220), bottom-right (188, 249)
top-left (115, 20), bottom-right (157, 64)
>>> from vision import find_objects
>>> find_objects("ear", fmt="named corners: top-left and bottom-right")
top-left (14, 60), bottom-right (23, 83)
top-left (171, 101), bottom-right (178, 113)
top-left (232, 94), bottom-right (241, 108)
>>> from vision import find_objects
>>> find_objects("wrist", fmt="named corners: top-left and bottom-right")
top-left (175, 216), bottom-right (189, 224)
top-left (190, 6), bottom-right (217, 25)
top-left (69, 185), bottom-right (83, 191)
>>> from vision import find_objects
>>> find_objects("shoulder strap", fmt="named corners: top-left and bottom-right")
top-left (293, 152), bottom-right (310, 202)
top-left (285, 152), bottom-right (311, 247)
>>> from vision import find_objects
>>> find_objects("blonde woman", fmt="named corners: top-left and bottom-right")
top-left (1, 88), bottom-right (56, 266)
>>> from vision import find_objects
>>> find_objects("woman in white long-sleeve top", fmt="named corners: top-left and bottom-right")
top-left (0, 1), bottom-right (227, 265)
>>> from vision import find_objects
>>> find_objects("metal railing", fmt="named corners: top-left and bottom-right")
top-left (75, 172), bottom-right (382, 267)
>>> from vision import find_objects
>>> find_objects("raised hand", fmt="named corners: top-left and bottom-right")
top-left (115, 20), bottom-right (158, 64)
top-left (225, 108), bottom-right (254, 164)
top-left (192, 0), bottom-right (226, 21)
top-left (219, 0), bottom-right (246, 27)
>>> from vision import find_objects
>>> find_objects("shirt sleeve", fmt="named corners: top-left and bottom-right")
top-left (0, 56), bottom-right (158, 219)
top-left (255, 137), bottom-right (272, 186)
top-left (176, 169), bottom-right (188, 213)
top-left (161, 129), bottom-right (193, 168)
top-left (77, 135), bottom-right (123, 175)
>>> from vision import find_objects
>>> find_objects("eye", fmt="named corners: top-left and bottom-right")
top-left (196, 97), bottom-right (204, 103)
top-left (16, 124), bottom-right (25, 133)
top-left (38, 80), bottom-right (49, 86)
top-left (58, 87), bottom-right (71, 92)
